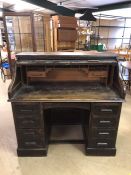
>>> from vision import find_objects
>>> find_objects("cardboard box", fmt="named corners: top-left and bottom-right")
top-left (3, 68), bottom-right (11, 79)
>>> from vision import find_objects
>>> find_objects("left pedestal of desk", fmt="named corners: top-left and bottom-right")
top-left (11, 102), bottom-right (47, 157)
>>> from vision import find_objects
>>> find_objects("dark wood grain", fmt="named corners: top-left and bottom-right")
top-left (8, 51), bottom-right (125, 157)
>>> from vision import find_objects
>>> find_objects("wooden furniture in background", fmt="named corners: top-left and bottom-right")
top-left (3, 12), bottom-right (51, 74)
top-left (8, 51), bottom-right (125, 157)
top-left (52, 15), bottom-right (77, 51)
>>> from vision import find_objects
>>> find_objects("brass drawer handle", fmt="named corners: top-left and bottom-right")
top-left (101, 109), bottom-right (113, 112)
top-left (98, 132), bottom-right (110, 135)
top-left (99, 120), bottom-right (111, 124)
top-left (97, 142), bottom-right (108, 146)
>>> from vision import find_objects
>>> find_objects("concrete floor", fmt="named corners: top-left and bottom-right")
top-left (0, 79), bottom-right (131, 175)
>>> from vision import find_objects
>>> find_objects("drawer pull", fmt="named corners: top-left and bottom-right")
top-left (97, 142), bottom-right (108, 146)
top-left (98, 132), bottom-right (110, 135)
top-left (20, 109), bottom-right (33, 112)
top-left (24, 132), bottom-right (35, 135)
top-left (99, 120), bottom-right (111, 124)
top-left (25, 141), bottom-right (37, 145)
top-left (101, 109), bottom-right (113, 112)
top-left (22, 121), bottom-right (35, 124)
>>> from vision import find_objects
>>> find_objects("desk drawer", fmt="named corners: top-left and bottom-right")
top-left (90, 128), bottom-right (116, 139)
top-left (15, 118), bottom-right (43, 128)
top-left (12, 103), bottom-right (40, 116)
top-left (17, 129), bottom-right (45, 148)
top-left (17, 129), bottom-right (44, 138)
top-left (92, 103), bottom-right (121, 117)
top-left (88, 138), bottom-right (115, 148)
top-left (91, 117), bottom-right (116, 128)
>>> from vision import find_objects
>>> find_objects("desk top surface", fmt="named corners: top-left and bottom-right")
top-left (10, 84), bottom-right (123, 102)
top-left (16, 51), bottom-right (118, 65)
top-left (16, 51), bottom-right (117, 59)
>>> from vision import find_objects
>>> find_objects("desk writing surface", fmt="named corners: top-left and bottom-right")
top-left (11, 85), bottom-right (122, 102)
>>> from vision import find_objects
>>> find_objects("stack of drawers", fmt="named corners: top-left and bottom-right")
top-left (87, 102), bottom-right (122, 156)
top-left (12, 102), bottom-right (46, 156)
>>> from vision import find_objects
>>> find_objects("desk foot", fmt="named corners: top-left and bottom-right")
top-left (86, 147), bottom-right (116, 156)
top-left (17, 148), bottom-right (48, 157)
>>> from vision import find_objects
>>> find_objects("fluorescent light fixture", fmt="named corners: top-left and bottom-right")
top-left (93, 8), bottom-right (131, 18)
top-left (75, 13), bottom-right (83, 18)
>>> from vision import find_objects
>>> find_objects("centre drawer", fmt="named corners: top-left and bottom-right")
top-left (91, 103), bottom-right (121, 117)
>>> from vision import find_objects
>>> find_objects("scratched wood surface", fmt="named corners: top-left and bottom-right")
top-left (12, 84), bottom-right (122, 102)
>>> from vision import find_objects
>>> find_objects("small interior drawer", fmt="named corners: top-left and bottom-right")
top-left (27, 71), bottom-right (47, 78)
top-left (91, 103), bottom-right (121, 117)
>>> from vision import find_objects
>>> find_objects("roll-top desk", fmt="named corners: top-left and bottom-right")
top-left (8, 51), bottom-right (125, 156)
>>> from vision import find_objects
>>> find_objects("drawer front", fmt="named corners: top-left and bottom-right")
top-left (90, 129), bottom-right (116, 139)
top-left (92, 103), bottom-right (121, 117)
top-left (44, 102), bottom-right (90, 110)
top-left (12, 103), bottom-right (40, 117)
top-left (88, 139), bottom-right (115, 148)
top-left (91, 117), bottom-right (116, 128)
top-left (17, 129), bottom-right (44, 138)
top-left (15, 118), bottom-right (43, 128)
top-left (17, 129), bottom-right (45, 148)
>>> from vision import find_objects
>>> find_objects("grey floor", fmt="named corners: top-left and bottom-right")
top-left (0, 79), bottom-right (131, 175)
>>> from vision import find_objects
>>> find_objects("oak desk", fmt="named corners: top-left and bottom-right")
top-left (8, 51), bottom-right (125, 156)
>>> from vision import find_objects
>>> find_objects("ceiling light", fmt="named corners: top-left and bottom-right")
top-left (93, 8), bottom-right (131, 18)
top-left (75, 13), bottom-right (83, 19)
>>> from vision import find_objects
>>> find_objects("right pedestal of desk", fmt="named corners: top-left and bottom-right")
top-left (86, 102), bottom-right (122, 156)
